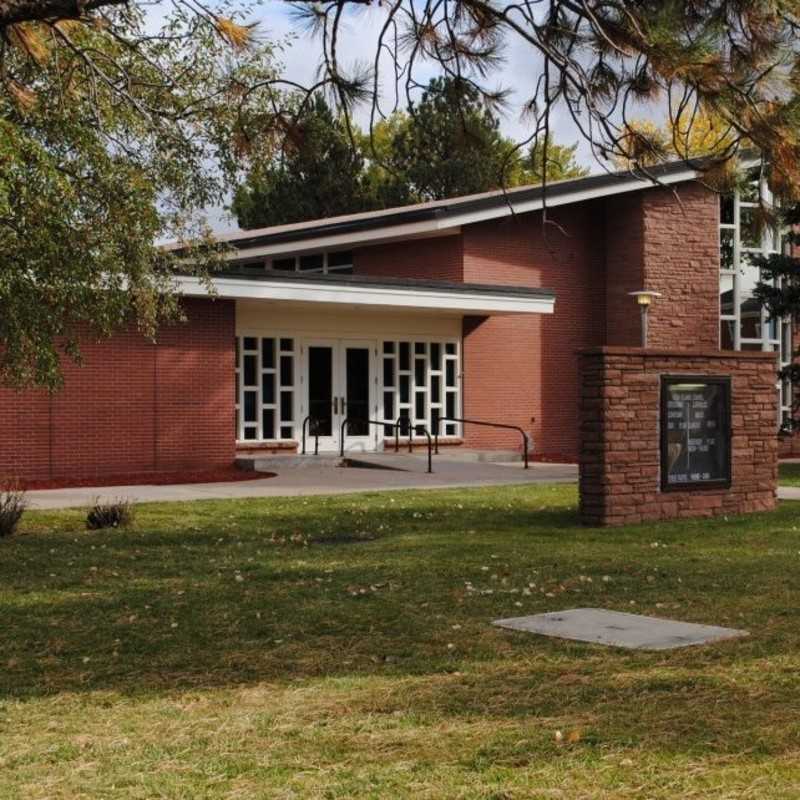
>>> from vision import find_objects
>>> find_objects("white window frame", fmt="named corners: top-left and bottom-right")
top-left (235, 335), bottom-right (297, 443)
top-left (268, 251), bottom-right (354, 275)
top-left (379, 338), bottom-right (462, 439)
top-left (719, 175), bottom-right (792, 426)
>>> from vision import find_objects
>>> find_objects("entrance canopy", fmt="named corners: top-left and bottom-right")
top-left (176, 271), bottom-right (555, 316)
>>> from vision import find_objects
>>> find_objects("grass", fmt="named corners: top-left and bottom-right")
top-left (779, 462), bottom-right (800, 486)
top-left (3, 485), bottom-right (800, 799)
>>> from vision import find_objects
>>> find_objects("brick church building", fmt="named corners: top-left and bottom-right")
top-left (1, 160), bottom-right (793, 482)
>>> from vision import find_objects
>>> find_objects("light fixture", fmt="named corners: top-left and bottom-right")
top-left (628, 290), bottom-right (662, 347)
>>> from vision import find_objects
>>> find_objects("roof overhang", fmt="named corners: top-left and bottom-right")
top-left (176, 274), bottom-right (555, 316)
top-left (191, 157), bottom-right (732, 261)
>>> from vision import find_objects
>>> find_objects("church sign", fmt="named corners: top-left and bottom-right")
top-left (660, 376), bottom-right (732, 491)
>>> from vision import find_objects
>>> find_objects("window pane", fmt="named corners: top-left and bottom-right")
top-left (262, 373), bottom-right (275, 404)
top-left (399, 342), bottom-right (410, 371)
top-left (328, 251), bottom-right (354, 269)
top-left (431, 375), bottom-right (441, 404)
top-left (720, 194), bottom-right (734, 225)
top-left (414, 359), bottom-right (425, 386)
top-left (414, 342), bottom-right (426, 355)
top-left (299, 253), bottom-right (324, 271)
top-left (446, 392), bottom-right (456, 418)
top-left (383, 341), bottom-right (395, 354)
top-left (740, 178), bottom-right (759, 203)
top-left (244, 391), bottom-right (257, 422)
top-left (740, 207), bottom-right (762, 248)
top-left (720, 229), bottom-right (735, 271)
top-left (244, 427), bottom-right (257, 440)
top-left (430, 343), bottom-right (441, 371)
top-left (262, 409), bottom-right (275, 439)
top-left (782, 321), bottom-right (792, 359)
top-left (720, 319), bottom-right (735, 350)
top-left (445, 342), bottom-right (456, 356)
top-left (445, 360), bottom-right (456, 387)
top-left (720, 274), bottom-right (734, 316)
top-left (280, 391), bottom-right (293, 421)
top-left (400, 375), bottom-right (410, 403)
top-left (383, 358), bottom-right (395, 388)
top-left (244, 355), bottom-right (257, 387)
top-left (280, 426), bottom-right (293, 439)
top-left (262, 338), bottom-right (275, 369)
top-left (383, 391), bottom-right (394, 420)
top-left (415, 393), bottom-right (425, 419)
top-left (739, 297), bottom-right (761, 340)
top-left (243, 336), bottom-right (257, 351)
top-left (280, 338), bottom-right (294, 352)
top-left (280, 356), bottom-right (293, 386)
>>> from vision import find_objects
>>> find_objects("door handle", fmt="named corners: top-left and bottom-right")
top-left (341, 396), bottom-right (346, 413)
top-left (333, 397), bottom-right (338, 414)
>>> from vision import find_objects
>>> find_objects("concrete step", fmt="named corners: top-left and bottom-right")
top-left (236, 453), bottom-right (413, 473)
top-left (236, 454), bottom-right (342, 471)
top-left (236, 448), bottom-right (524, 474)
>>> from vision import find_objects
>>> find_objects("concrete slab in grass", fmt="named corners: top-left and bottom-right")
top-left (493, 608), bottom-right (748, 651)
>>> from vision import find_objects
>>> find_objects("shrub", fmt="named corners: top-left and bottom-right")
top-left (86, 498), bottom-right (135, 530)
top-left (0, 483), bottom-right (27, 538)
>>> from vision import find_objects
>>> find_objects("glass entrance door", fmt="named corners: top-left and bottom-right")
top-left (340, 342), bottom-right (372, 450)
top-left (307, 343), bottom-right (336, 451)
top-left (304, 339), bottom-right (376, 452)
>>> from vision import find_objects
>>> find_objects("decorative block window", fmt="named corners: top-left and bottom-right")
top-left (380, 339), bottom-right (460, 437)
top-left (268, 251), bottom-right (353, 275)
top-left (719, 171), bottom-right (792, 426)
top-left (235, 336), bottom-right (296, 441)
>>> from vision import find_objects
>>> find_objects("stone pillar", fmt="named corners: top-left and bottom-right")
top-left (579, 347), bottom-right (778, 526)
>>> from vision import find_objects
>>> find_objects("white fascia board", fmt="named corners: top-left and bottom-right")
top-left (176, 276), bottom-right (554, 316)
top-left (442, 168), bottom-right (701, 228)
top-left (224, 167), bottom-right (704, 260)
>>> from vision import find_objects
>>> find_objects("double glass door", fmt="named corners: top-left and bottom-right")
top-left (306, 339), bottom-right (375, 452)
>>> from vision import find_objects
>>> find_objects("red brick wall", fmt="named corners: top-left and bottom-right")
top-left (604, 184), bottom-right (719, 349)
top-left (579, 347), bottom-right (777, 526)
top-left (0, 298), bottom-right (235, 482)
top-left (354, 234), bottom-right (463, 281)
top-left (604, 193), bottom-right (645, 346)
top-left (460, 204), bottom-right (607, 459)
top-left (642, 184), bottom-right (720, 348)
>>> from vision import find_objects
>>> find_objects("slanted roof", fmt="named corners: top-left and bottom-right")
top-left (183, 158), bottom-right (714, 260)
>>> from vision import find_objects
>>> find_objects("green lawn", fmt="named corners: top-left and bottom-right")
top-left (3, 485), bottom-right (800, 799)
top-left (779, 462), bottom-right (800, 486)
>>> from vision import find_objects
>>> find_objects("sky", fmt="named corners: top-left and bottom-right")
top-left (207, 1), bottom-right (612, 232)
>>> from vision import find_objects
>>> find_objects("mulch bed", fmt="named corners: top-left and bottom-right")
top-left (17, 467), bottom-right (275, 492)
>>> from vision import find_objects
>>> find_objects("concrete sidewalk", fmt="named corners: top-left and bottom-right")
top-left (778, 486), bottom-right (800, 501)
top-left (25, 459), bottom-right (579, 510)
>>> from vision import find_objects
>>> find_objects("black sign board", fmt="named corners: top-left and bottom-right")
top-left (660, 376), bottom-right (731, 491)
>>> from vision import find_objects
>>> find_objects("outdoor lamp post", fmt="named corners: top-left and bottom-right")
top-left (628, 290), bottom-right (662, 348)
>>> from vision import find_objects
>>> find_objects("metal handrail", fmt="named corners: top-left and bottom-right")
top-left (433, 416), bottom-right (531, 468)
top-left (301, 415), bottom-right (324, 456)
top-left (394, 415), bottom-right (413, 453)
top-left (342, 417), bottom-right (433, 473)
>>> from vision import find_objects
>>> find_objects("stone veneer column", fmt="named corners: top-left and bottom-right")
top-left (579, 347), bottom-right (778, 526)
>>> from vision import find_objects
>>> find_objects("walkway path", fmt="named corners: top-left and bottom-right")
top-left (25, 460), bottom-right (800, 511)
top-left (25, 459), bottom-right (579, 510)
